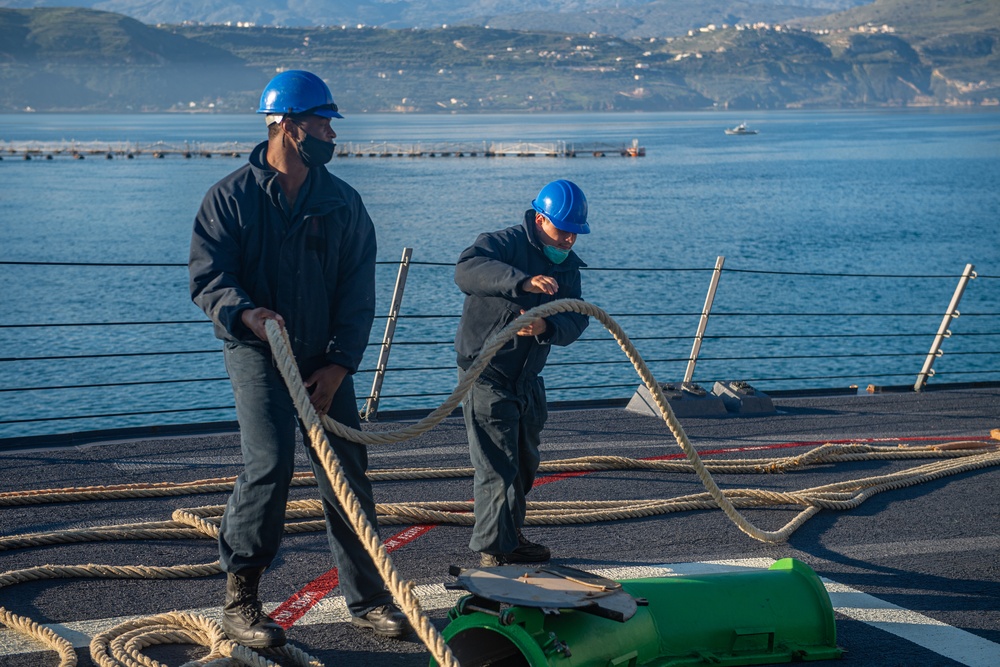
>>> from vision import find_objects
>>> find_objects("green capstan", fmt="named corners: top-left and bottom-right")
top-left (434, 558), bottom-right (842, 667)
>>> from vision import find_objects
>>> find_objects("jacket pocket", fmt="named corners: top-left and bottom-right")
top-left (484, 301), bottom-right (520, 345)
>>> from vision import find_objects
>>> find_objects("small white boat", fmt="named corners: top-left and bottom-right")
top-left (725, 122), bottom-right (758, 135)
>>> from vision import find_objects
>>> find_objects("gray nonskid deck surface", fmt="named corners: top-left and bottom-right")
top-left (1, 389), bottom-right (999, 667)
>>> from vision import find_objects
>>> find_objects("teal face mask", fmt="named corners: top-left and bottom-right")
top-left (543, 245), bottom-right (570, 264)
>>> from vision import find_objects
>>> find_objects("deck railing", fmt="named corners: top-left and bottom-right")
top-left (1, 254), bottom-right (997, 448)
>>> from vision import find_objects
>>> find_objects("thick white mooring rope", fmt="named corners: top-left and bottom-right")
top-left (284, 299), bottom-right (999, 543)
top-left (1, 298), bottom-right (998, 667)
top-left (262, 298), bottom-right (1000, 667)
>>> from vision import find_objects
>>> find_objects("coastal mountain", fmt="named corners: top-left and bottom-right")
top-left (467, 1), bottom-right (857, 40)
top-left (790, 0), bottom-right (1000, 103)
top-left (793, 0), bottom-right (1000, 36)
top-left (0, 1), bottom-right (872, 35)
top-left (0, 1), bottom-right (996, 112)
top-left (0, 7), bottom-right (259, 110)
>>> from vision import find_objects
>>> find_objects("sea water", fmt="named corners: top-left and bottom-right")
top-left (1, 109), bottom-right (999, 439)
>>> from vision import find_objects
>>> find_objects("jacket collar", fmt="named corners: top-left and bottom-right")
top-left (248, 140), bottom-right (346, 216)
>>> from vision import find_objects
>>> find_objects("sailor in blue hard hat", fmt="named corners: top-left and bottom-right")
top-left (256, 70), bottom-right (345, 194)
top-left (454, 178), bottom-right (591, 568)
top-left (258, 69), bottom-right (344, 121)
top-left (190, 69), bottom-right (411, 648)
top-left (530, 178), bottom-right (590, 267)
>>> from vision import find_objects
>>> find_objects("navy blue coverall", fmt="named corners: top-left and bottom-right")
top-left (189, 140), bottom-right (392, 617)
top-left (454, 211), bottom-right (589, 556)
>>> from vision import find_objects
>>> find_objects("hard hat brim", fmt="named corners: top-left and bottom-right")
top-left (312, 107), bottom-right (344, 119)
top-left (532, 203), bottom-right (591, 235)
top-left (554, 220), bottom-right (591, 234)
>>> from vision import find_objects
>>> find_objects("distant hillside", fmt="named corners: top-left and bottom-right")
top-left (1, 5), bottom-right (997, 113)
top-left (790, 0), bottom-right (1000, 103)
top-left (792, 0), bottom-right (1000, 36)
top-left (0, 7), bottom-right (260, 111)
top-left (0, 6), bottom-right (246, 63)
top-left (477, 0), bottom-right (834, 39)
top-left (0, 0), bottom-right (872, 36)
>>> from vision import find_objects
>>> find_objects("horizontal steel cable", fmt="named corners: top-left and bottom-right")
top-left (715, 267), bottom-right (979, 279)
top-left (0, 405), bottom-right (235, 426)
top-left (10, 310), bottom-right (998, 329)
top-left (0, 320), bottom-right (209, 328)
top-left (8, 330), bottom-right (997, 364)
top-left (0, 260), bottom-right (404, 267)
top-left (9, 330), bottom-right (1000, 363)
top-left (5, 259), bottom-right (990, 280)
top-left (12, 348), bottom-right (999, 395)
top-left (1, 350), bottom-right (221, 362)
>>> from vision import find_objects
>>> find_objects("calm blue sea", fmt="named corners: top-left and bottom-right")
top-left (1, 109), bottom-right (999, 439)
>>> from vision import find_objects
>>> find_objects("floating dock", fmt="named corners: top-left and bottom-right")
top-left (0, 139), bottom-right (645, 160)
top-left (334, 139), bottom-right (645, 158)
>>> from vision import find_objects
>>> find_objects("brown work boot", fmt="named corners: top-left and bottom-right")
top-left (351, 603), bottom-right (411, 638)
top-left (479, 551), bottom-right (509, 567)
top-left (222, 568), bottom-right (287, 648)
top-left (478, 531), bottom-right (551, 567)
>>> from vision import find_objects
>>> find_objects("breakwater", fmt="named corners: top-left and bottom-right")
top-left (0, 139), bottom-right (645, 160)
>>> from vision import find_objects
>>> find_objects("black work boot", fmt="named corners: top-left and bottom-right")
top-left (478, 530), bottom-right (550, 567)
top-left (510, 529), bottom-right (551, 562)
top-left (222, 568), bottom-right (287, 648)
top-left (351, 603), bottom-right (411, 638)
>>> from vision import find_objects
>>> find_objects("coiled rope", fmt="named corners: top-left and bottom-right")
top-left (2, 298), bottom-right (998, 667)
top-left (0, 562), bottom-right (326, 667)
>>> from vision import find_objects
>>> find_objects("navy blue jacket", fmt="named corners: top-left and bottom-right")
top-left (454, 211), bottom-right (589, 380)
top-left (189, 141), bottom-right (376, 374)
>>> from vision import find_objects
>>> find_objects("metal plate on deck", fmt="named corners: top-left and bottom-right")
top-left (449, 564), bottom-right (638, 621)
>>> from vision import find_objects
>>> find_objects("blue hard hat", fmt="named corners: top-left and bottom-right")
top-left (531, 179), bottom-right (590, 234)
top-left (257, 70), bottom-right (343, 118)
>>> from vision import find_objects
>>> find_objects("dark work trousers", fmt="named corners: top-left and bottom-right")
top-left (220, 343), bottom-right (392, 617)
top-left (459, 367), bottom-right (548, 555)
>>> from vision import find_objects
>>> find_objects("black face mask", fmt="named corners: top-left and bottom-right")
top-left (297, 132), bottom-right (336, 168)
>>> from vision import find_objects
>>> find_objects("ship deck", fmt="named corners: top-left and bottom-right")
top-left (2, 387), bottom-right (999, 667)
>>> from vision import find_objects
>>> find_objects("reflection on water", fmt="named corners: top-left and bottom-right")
top-left (1, 110), bottom-right (998, 438)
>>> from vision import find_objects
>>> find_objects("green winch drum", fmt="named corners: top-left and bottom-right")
top-left (433, 558), bottom-right (842, 667)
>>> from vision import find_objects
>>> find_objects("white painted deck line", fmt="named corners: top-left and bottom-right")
top-left (824, 580), bottom-right (1000, 667)
top-left (2, 558), bottom-right (998, 667)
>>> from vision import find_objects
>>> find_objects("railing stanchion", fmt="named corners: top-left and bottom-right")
top-left (363, 247), bottom-right (413, 420)
top-left (914, 263), bottom-right (976, 392)
top-left (684, 256), bottom-right (725, 385)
